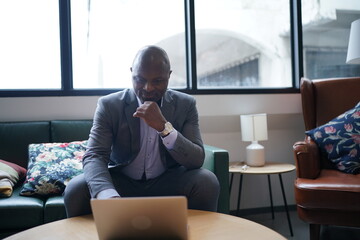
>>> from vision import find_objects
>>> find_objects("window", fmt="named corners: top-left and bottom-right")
top-left (71, 0), bottom-right (186, 89)
top-left (301, 0), bottom-right (360, 79)
top-left (1, 0), bottom-right (360, 96)
top-left (0, 0), bottom-right (61, 90)
top-left (71, 0), bottom-right (293, 90)
top-left (304, 48), bottom-right (360, 79)
top-left (198, 58), bottom-right (259, 87)
top-left (195, 0), bottom-right (292, 89)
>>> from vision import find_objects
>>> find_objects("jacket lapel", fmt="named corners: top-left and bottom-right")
top-left (161, 90), bottom-right (175, 123)
top-left (125, 90), bottom-right (140, 155)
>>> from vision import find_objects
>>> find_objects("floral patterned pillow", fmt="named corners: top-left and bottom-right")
top-left (20, 140), bottom-right (87, 196)
top-left (306, 102), bottom-right (360, 174)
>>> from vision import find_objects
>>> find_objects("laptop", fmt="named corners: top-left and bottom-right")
top-left (90, 196), bottom-right (188, 240)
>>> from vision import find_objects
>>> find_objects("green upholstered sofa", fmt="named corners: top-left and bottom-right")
top-left (0, 120), bottom-right (229, 238)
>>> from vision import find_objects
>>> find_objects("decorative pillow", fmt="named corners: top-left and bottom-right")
top-left (0, 160), bottom-right (27, 197)
top-left (306, 101), bottom-right (360, 174)
top-left (20, 140), bottom-right (87, 196)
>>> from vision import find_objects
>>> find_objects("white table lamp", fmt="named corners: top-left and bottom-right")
top-left (240, 113), bottom-right (268, 167)
top-left (346, 19), bottom-right (360, 64)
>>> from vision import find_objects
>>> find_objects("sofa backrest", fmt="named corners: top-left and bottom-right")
top-left (51, 120), bottom-right (93, 142)
top-left (300, 77), bottom-right (360, 131)
top-left (0, 120), bottom-right (93, 169)
top-left (0, 122), bottom-right (50, 168)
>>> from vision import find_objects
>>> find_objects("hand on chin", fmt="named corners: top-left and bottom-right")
top-left (141, 95), bottom-right (157, 103)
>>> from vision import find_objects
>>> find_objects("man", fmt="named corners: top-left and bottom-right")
top-left (64, 45), bottom-right (220, 217)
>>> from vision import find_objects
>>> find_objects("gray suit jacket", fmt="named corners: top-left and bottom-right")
top-left (83, 89), bottom-right (205, 198)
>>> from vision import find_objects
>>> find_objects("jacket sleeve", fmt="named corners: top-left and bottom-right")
top-left (167, 97), bottom-right (205, 169)
top-left (82, 97), bottom-right (117, 198)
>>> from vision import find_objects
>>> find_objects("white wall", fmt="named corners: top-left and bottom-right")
top-left (197, 94), bottom-right (304, 211)
top-left (0, 93), bottom-right (304, 211)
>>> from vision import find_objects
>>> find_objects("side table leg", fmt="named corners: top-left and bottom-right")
top-left (279, 174), bottom-right (294, 236)
top-left (230, 173), bottom-right (234, 193)
top-left (267, 175), bottom-right (274, 219)
top-left (236, 174), bottom-right (243, 216)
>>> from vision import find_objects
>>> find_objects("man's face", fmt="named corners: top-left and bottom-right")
top-left (131, 65), bottom-right (171, 103)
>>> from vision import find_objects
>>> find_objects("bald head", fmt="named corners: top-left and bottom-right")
top-left (131, 45), bottom-right (171, 74)
top-left (131, 46), bottom-right (172, 103)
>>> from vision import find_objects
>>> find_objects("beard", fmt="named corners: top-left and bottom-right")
top-left (136, 88), bottom-right (166, 103)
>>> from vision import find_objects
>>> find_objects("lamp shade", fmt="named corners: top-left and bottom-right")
top-left (346, 19), bottom-right (360, 64)
top-left (240, 113), bottom-right (268, 142)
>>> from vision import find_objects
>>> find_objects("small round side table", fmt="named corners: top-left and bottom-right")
top-left (229, 161), bottom-right (296, 237)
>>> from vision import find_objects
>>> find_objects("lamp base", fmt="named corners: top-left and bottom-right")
top-left (246, 141), bottom-right (265, 167)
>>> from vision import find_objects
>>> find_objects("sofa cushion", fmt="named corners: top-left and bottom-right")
top-left (295, 169), bottom-right (360, 211)
top-left (44, 196), bottom-right (66, 223)
top-left (306, 102), bottom-right (360, 174)
top-left (0, 122), bottom-right (50, 168)
top-left (0, 160), bottom-right (27, 197)
top-left (20, 140), bottom-right (87, 197)
top-left (0, 187), bottom-right (44, 230)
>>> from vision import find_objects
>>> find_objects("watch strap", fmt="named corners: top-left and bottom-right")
top-left (159, 122), bottom-right (174, 137)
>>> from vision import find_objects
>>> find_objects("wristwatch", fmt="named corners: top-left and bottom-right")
top-left (159, 122), bottom-right (174, 137)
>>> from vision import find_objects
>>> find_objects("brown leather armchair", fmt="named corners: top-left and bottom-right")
top-left (293, 77), bottom-right (360, 240)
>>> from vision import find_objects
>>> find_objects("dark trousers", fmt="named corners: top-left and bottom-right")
top-left (64, 166), bottom-right (220, 218)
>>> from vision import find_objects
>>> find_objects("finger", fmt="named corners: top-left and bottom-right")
top-left (143, 101), bottom-right (153, 105)
top-left (133, 109), bottom-right (144, 118)
top-left (133, 107), bottom-right (142, 117)
top-left (133, 105), bottom-right (146, 117)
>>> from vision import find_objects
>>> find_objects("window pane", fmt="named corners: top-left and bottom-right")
top-left (71, 0), bottom-right (186, 89)
top-left (302, 0), bottom-right (360, 79)
top-left (0, 0), bottom-right (61, 89)
top-left (195, 0), bottom-right (292, 89)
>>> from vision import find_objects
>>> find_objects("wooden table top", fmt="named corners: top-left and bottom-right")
top-left (5, 210), bottom-right (286, 240)
top-left (229, 161), bottom-right (296, 175)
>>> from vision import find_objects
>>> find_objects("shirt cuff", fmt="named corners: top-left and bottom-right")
top-left (161, 129), bottom-right (178, 149)
top-left (96, 189), bottom-right (120, 199)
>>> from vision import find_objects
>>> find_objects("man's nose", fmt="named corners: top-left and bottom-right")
top-left (143, 82), bottom-right (153, 91)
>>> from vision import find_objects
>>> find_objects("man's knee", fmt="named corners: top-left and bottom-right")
top-left (63, 174), bottom-right (91, 217)
top-left (186, 168), bottom-right (220, 196)
top-left (64, 174), bottom-right (88, 200)
top-left (198, 169), bottom-right (220, 193)
top-left (184, 168), bottom-right (220, 211)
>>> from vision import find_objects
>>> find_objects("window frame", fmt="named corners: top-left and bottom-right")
top-left (0, 0), bottom-right (301, 98)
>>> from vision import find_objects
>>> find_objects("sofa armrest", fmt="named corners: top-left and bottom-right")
top-left (203, 144), bottom-right (230, 214)
top-left (293, 136), bottom-right (321, 179)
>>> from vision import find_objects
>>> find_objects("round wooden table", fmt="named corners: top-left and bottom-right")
top-left (229, 161), bottom-right (296, 237)
top-left (5, 210), bottom-right (286, 240)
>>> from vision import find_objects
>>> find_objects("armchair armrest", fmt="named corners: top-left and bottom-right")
top-left (203, 144), bottom-right (230, 214)
top-left (293, 136), bottom-right (321, 179)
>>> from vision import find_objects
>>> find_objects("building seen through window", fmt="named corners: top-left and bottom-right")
top-left (0, 0), bottom-right (359, 93)
top-left (71, 0), bottom-right (360, 90)
top-left (70, 0), bottom-right (292, 89)
top-left (302, 0), bottom-right (360, 79)
top-left (198, 57), bottom-right (259, 88)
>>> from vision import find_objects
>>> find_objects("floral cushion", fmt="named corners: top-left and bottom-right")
top-left (20, 140), bottom-right (87, 196)
top-left (306, 102), bottom-right (360, 174)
